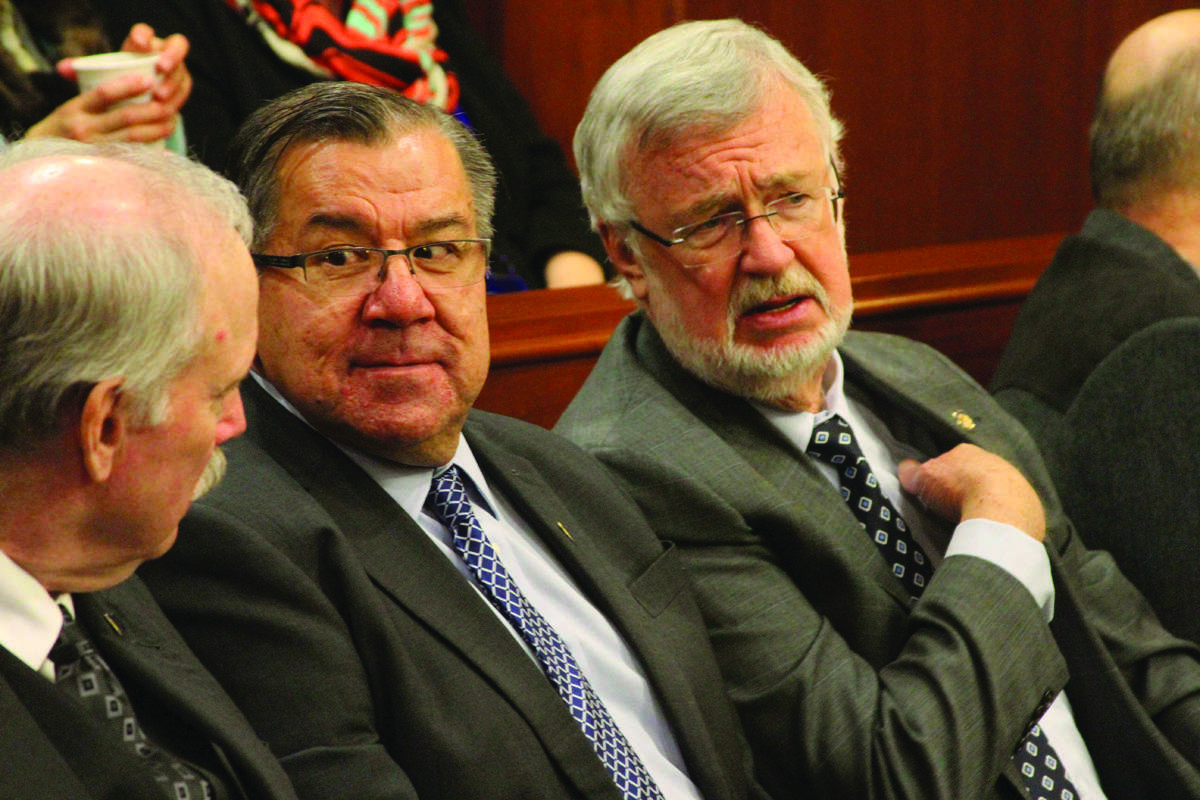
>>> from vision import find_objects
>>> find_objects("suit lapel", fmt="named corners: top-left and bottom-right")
top-left (0, 625), bottom-right (170, 799)
top-left (637, 320), bottom-right (912, 610)
top-left (75, 581), bottom-right (274, 800)
top-left (466, 423), bottom-right (740, 799)
top-left (240, 381), bottom-right (622, 799)
top-left (0, 646), bottom-right (110, 799)
top-left (838, 332), bottom-right (1000, 455)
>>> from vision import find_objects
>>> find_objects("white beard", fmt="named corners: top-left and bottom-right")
top-left (650, 266), bottom-right (851, 405)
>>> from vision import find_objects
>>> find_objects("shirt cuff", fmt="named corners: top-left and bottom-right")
top-left (944, 519), bottom-right (1055, 621)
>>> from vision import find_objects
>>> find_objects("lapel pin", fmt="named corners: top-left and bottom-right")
top-left (103, 613), bottom-right (124, 636)
top-left (950, 410), bottom-right (976, 431)
top-left (556, 521), bottom-right (574, 542)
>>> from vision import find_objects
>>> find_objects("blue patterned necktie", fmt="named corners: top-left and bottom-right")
top-left (426, 465), bottom-right (665, 800)
top-left (806, 414), bottom-right (1080, 800)
top-left (50, 605), bottom-right (213, 800)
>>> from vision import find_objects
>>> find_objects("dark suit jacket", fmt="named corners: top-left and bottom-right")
top-left (556, 312), bottom-right (1200, 800)
top-left (991, 208), bottom-right (1200, 412)
top-left (137, 379), bottom-right (761, 800)
top-left (95, 0), bottom-right (606, 288)
top-left (0, 575), bottom-right (297, 800)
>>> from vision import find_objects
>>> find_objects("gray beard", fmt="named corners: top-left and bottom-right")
top-left (650, 267), bottom-right (851, 405)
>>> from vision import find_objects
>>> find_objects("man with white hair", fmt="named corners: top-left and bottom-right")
top-left (559, 18), bottom-right (1200, 800)
top-left (0, 139), bottom-right (293, 800)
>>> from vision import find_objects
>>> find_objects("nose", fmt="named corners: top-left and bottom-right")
top-left (361, 253), bottom-right (436, 325)
top-left (737, 213), bottom-right (795, 275)
top-left (215, 389), bottom-right (247, 445)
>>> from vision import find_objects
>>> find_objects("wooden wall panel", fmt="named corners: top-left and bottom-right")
top-left (465, 0), bottom-right (1191, 256)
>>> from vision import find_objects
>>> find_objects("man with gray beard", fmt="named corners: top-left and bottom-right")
top-left (557, 18), bottom-right (1200, 800)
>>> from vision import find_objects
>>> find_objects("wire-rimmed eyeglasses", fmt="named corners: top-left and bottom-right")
top-left (628, 183), bottom-right (844, 269)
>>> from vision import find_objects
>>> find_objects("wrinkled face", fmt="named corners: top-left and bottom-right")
top-left (607, 82), bottom-right (853, 408)
top-left (254, 132), bottom-right (489, 466)
top-left (106, 223), bottom-right (258, 565)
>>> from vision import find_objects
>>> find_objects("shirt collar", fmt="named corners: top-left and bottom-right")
top-left (0, 548), bottom-right (64, 672)
top-left (753, 351), bottom-right (846, 444)
top-left (252, 372), bottom-right (496, 517)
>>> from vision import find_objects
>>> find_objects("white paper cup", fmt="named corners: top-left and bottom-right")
top-left (72, 52), bottom-right (159, 107)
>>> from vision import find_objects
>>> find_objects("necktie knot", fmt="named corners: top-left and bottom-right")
top-left (49, 605), bottom-right (93, 675)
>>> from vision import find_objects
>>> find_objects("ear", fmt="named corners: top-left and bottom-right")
top-left (77, 377), bottom-right (128, 484)
top-left (598, 222), bottom-right (649, 302)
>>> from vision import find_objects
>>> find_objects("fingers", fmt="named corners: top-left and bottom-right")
top-left (120, 23), bottom-right (157, 53)
top-left (899, 444), bottom-right (1046, 542)
top-left (24, 83), bottom-right (178, 143)
top-left (41, 23), bottom-right (191, 145)
top-left (116, 24), bottom-right (192, 105)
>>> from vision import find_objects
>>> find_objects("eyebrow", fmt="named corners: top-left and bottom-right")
top-left (669, 170), bottom-right (826, 227)
top-left (302, 211), bottom-right (474, 240)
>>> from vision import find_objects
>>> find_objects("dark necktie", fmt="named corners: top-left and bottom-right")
top-left (50, 605), bottom-right (213, 800)
top-left (806, 414), bottom-right (1080, 800)
top-left (427, 465), bottom-right (666, 800)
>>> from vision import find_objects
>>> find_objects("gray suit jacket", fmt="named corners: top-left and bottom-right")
top-left (0, 576), bottom-right (297, 800)
top-left (556, 312), bottom-right (1200, 800)
top-left (137, 379), bottom-right (762, 800)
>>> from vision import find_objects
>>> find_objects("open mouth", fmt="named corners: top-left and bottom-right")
top-left (744, 294), bottom-right (808, 316)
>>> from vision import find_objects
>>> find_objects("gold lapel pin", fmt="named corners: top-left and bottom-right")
top-left (950, 410), bottom-right (976, 431)
top-left (556, 521), bottom-right (574, 542)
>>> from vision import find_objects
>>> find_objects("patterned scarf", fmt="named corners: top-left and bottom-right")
top-left (226, 0), bottom-right (459, 112)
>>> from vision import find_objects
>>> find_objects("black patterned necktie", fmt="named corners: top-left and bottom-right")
top-left (427, 465), bottom-right (665, 800)
top-left (806, 414), bottom-right (932, 599)
top-left (806, 414), bottom-right (1080, 800)
top-left (50, 605), bottom-right (213, 800)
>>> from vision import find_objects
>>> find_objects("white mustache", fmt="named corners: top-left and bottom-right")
top-left (192, 448), bottom-right (227, 501)
top-left (730, 268), bottom-right (831, 317)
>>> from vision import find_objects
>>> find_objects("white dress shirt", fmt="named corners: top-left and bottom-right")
top-left (257, 376), bottom-right (703, 799)
top-left (754, 351), bottom-right (1107, 800)
top-left (0, 547), bottom-right (67, 681)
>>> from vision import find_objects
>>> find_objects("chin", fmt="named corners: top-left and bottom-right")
top-left (146, 526), bottom-right (181, 561)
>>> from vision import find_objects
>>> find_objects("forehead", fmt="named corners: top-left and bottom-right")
top-left (195, 222), bottom-right (258, 350)
top-left (626, 88), bottom-right (827, 216)
top-left (270, 131), bottom-right (473, 240)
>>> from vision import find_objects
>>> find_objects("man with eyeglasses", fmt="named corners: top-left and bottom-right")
top-left (557, 18), bottom-right (1200, 800)
top-left (133, 81), bottom-right (766, 800)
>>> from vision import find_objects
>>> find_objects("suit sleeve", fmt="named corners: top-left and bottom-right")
top-left (138, 503), bottom-right (421, 800)
top-left (588, 444), bottom-right (1067, 800)
top-left (971, 363), bottom-right (1200, 771)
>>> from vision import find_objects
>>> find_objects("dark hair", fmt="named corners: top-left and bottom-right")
top-left (226, 82), bottom-right (497, 249)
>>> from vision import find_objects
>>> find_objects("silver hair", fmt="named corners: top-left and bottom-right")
top-left (225, 82), bottom-right (498, 250)
top-left (1091, 48), bottom-right (1200, 209)
top-left (0, 139), bottom-right (252, 447)
top-left (575, 18), bottom-right (844, 234)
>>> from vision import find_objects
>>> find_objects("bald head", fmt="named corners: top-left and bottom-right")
top-left (1090, 10), bottom-right (1200, 215)
top-left (1105, 9), bottom-right (1200, 100)
top-left (0, 139), bottom-right (253, 446)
